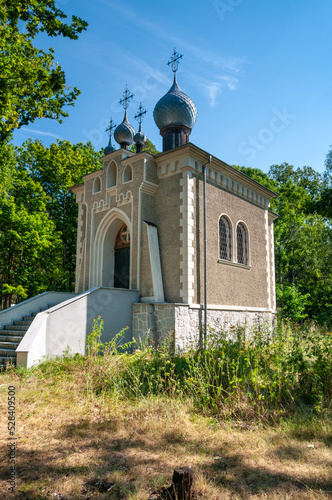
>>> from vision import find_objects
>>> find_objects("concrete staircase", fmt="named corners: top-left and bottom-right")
top-left (0, 304), bottom-right (57, 368)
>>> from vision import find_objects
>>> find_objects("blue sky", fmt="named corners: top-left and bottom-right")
top-left (13, 0), bottom-right (332, 174)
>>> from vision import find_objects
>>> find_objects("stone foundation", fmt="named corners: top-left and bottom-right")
top-left (132, 303), bottom-right (276, 351)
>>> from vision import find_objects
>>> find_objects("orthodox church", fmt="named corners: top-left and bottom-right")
top-left (1, 50), bottom-right (277, 368)
top-left (72, 50), bottom-right (277, 349)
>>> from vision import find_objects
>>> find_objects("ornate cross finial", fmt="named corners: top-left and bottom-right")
top-left (119, 86), bottom-right (134, 110)
top-left (134, 103), bottom-right (147, 127)
top-left (167, 47), bottom-right (183, 73)
top-left (105, 117), bottom-right (116, 138)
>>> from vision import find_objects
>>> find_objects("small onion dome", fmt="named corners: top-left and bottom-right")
top-left (134, 125), bottom-right (147, 154)
top-left (153, 75), bottom-right (197, 132)
top-left (114, 110), bottom-right (135, 149)
top-left (134, 128), bottom-right (146, 147)
top-left (104, 138), bottom-right (116, 155)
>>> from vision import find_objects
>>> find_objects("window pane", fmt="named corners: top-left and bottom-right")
top-left (219, 217), bottom-right (231, 261)
top-left (237, 224), bottom-right (247, 264)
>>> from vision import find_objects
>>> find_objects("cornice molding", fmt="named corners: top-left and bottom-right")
top-left (139, 180), bottom-right (159, 196)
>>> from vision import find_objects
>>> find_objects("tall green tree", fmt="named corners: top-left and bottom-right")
top-left (315, 146), bottom-right (332, 218)
top-left (0, 0), bottom-right (87, 141)
top-left (15, 139), bottom-right (102, 291)
top-left (0, 166), bottom-right (62, 308)
top-left (268, 163), bottom-right (332, 323)
top-left (0, 139), bottom-right (15, 200)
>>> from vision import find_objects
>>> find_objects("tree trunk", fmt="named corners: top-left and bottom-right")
top-left (172, 467), bottom-right (194, 500)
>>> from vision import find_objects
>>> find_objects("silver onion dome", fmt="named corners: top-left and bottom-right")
top-left (153, 75), bottom-right (197, 131)
top-left (104, 138), bottom-right (116, 155)
top-left (134, 127), bottom-right (146, 146)
top-left (114, 111), bottom-right (135, 148)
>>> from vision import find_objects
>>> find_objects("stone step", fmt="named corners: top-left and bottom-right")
top-left (0, 335), bottom-right (23, 343)
top-left (3, 324), bottom-right (29, 331)
top-left (22, 315), bottom-right (36, 321)
top-left (0, 341), bottom-right (19, 350)
top-left (0, 301), bottom-right (65, 367)
top-left (0, 347), bottom-right (17, 356)
top-left (0, 329), bottom-right (27, 336)
top-left (13, 320), bottom-right (32, 327)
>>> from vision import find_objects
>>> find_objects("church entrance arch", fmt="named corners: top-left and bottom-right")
top-left (91, 209), bottom-right (131, 289)
top-left (114, 224), bottom-right (130, 288)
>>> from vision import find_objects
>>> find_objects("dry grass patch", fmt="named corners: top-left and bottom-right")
top-left (0, 367), bottom-right (331, 499)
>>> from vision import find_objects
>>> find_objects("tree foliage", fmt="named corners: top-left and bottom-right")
top-left (129, 138), bottom-right (160, 155)
top-left (314, 146), bottom-right (332, 218)
top-left (15, 139), bottom-right (102, 291)
top-left (268, 163), bottom-right (332, 323)
top-left (0, 139), bottom-right (16, 200)
top-left (0, 165), bottom-right (62, 308)
top-left (0, 0), bottom-right (87, 141)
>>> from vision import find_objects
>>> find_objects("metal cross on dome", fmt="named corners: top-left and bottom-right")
top-left (119, 86), bottom-right (134, 110)
top-left (105, 117), bottom-right (116, 138)
top-left (167, 48), bottom-right (183, 73)
top-left (134, 103), bottom-right (147, 126)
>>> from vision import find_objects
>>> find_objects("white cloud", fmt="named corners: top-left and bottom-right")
top-left (207, 83), bottom-right (221, 108)
top-left (19, 128), bottom-right (63, 140)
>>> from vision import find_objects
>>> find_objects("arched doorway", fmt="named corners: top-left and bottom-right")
top-left (91, 209), bottom-right (131, 289)
top-left (114, 224), bottom-right (130, 289)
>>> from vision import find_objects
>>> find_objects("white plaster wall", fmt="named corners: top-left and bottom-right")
top-left (17, 288), bottom-right (139, 367)
top-left (45, 288), bottom-right (139, 356)
top-left (0, 292), bottom-right (76, 328)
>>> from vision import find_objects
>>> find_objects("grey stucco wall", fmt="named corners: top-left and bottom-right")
top-left (193, 175), bottom-right (271, 308)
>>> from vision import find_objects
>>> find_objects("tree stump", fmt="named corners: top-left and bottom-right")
top-left (172, 467), bottom-right (194, 500)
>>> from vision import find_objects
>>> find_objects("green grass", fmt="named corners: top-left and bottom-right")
top-left (20, 318), bottom-right (332, 423)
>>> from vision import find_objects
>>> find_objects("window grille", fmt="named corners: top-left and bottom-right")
top-left (219, 216), bottom-right (232, 261)
top-left (237, 223), bottom-right (248, 265)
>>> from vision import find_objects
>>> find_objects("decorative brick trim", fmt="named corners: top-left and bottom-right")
top-left (75, 202), bottom-right (87, 292)
top-left (265, 210), bottom-right (271, 310)
top-left (179, 171), bottom-right (195, 304)
top-left (116, 190), bottom-right (132, 206)
top-left (157, 158), bottom-right (270, 210)
top-left (270, 222), bottom-right (276, 312)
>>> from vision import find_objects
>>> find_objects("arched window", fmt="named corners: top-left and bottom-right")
top-left (236, 222), bottom-right (248, 265)
top-left (107, 162), bottom-right (117, 188)
top-left (93, 176), bottom-right (101, 193)
top-left (123, 164), bottom-right (132, 183)
top-left (219, 216), bottom-right (232, 261)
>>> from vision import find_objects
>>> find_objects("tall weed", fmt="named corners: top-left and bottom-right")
top-left (35, 318), bottom-right (332, 422)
